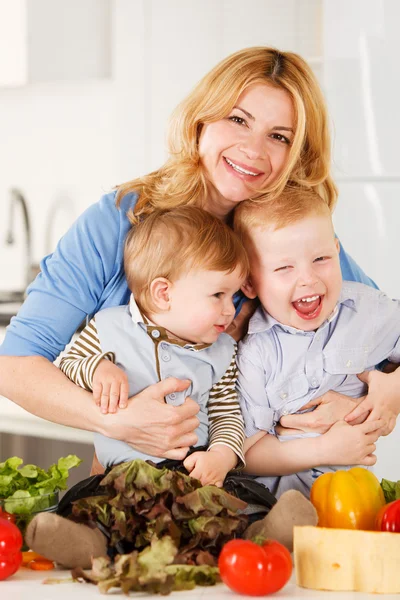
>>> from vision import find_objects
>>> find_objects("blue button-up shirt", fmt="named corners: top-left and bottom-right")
top-left (237, 281), bottom-right (400, 437)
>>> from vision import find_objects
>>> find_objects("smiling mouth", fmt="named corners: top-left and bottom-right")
top-left (224, 157), bottom-right (262, 177)
top-left (292, 295), bottom-right (323, 320)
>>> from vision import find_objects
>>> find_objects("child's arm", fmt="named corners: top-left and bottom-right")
top-left (244, 419), bottom-right (384, 477)
top-left (59, 318), bottom-right (128, 413)
top-left (184, 347), bottom-right (244, 486)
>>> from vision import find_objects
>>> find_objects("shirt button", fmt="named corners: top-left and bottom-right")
top-left (280, 392), bottom-right (287, 400)
top-left (282, 410), bottom-right (289, 415)
top-left (346, 360), bottom-right (352, 367)
top-left (151, 329), bottom-right (160, 339)
top-left (311, 378), bottom-right (318, 386)
top-left (162, 354), bottom-right (171, 362)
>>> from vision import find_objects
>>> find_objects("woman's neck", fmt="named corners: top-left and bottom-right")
top-left (200, 186), bottom-right (234, 223)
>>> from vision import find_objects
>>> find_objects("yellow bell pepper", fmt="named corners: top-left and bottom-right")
top-left (310, 467), bottom-right (386, 530)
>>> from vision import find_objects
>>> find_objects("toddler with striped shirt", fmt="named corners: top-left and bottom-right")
top-left (59, 205), bottom-right (249, 488)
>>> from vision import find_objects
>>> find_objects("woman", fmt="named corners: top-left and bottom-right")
top-left (0, 47), bottom-right (391, 459)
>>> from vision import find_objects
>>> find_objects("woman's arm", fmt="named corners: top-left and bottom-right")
top-left (244, 419), bottom-right (382, 477)
top-left (0, 192), bottom-right (201, 453)
top-left (338, 239), bottom-right (378, 288)
top-left (0, 354), bottom-right (200, 459)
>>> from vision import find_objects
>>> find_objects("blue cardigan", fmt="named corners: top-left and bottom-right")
top-left (0, 191), bottom-right (377, 361)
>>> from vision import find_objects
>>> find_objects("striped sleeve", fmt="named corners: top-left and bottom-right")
top-left (59, 318), bottom-right (115, 391)
top-left (207, 345), bottom-right (246, 469)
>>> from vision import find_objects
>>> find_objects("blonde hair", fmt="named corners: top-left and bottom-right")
top-left (117, 47), bottom-right (337, 224)
top-left (124, 206), bottom-right (249, 313)
top-left (234, 185), bottom-right (333, 249)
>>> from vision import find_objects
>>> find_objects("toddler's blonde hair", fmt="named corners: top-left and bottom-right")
top-left (124, 206), bottom-right (249, 313)
top-left (234, 185), bottom-right (332, 250)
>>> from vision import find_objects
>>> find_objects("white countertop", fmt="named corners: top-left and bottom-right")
top-left (0, 394), bottom-right (94, 443)
top-left (0, 325), bottom-right (93, 444)
top-left (2, 568), bottom-right (399, 599)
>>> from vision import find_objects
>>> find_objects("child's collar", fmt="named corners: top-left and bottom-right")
top-left (128, 294), bottom-right (211, 350)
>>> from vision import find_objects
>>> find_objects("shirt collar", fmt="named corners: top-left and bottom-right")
top-left (129, 294), bottom-right (147, 325)
top-left (247, 284), bottom-right (357, 336)
top-left (128, 294), bottom-right (210, 350)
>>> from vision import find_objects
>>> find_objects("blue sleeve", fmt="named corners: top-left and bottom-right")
top-left (0, 191), bottom-right (135, 361)
top-left (338, 238), bottom-right (378, 289)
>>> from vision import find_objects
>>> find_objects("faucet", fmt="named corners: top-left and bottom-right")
top-left (5, 188), bottom-right (33, 291)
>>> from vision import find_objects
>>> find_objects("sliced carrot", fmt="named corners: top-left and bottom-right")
top-left (22, 551), bottom-right (50, 565)
top-left (28, 559), bottom-right (55, 571)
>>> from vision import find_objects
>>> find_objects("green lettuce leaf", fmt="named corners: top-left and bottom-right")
top-left (381, 478), bottom-right (400, 503)
top-left (71, 458), bottom-right (248, 594)
top-left (0, 455), bottom-right (82, 515)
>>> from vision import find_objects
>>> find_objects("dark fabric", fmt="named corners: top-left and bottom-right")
top-left (57, 468), bottom-right (112, 519)
top-left (156, 446), bottom-right (277, 514)
top-left (57, 453), bottom-right (277, 553)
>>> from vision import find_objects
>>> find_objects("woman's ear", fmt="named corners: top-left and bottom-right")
top-left (149, 277), bottom-right (172, 311)
top-left (241, 277), bottom-right (257, 299)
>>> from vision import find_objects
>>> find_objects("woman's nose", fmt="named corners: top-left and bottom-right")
top-left (238, 133), bottom-right (266, 161)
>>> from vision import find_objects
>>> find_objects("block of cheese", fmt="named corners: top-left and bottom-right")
top-left (294, 525), bottom-right (400, 594)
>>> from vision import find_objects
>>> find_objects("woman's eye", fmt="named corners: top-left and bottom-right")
top-left (274, 265), bottom-right (291, 272)
top-left (228, 115), bottom-right (246, 126)
top-left (270, 133), bottom-right (291, 145)
top-left (213, 292), bottom-right (224, 298)
top-left (314, 256), bottom-right (329, 263)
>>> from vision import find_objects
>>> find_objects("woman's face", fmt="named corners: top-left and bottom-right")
top-left (199, 83), bottom-right (294, 219)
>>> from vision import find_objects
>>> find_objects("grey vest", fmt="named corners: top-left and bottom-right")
top-left (94, 305), bottom-right (235, 467)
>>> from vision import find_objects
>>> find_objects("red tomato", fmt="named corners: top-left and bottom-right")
top-left (376, 499), bottom-right (400, 532)
top-left (218, 538), bottom-right (292, 596)
top-left (0, 507), bottom-right (16, 524)
top-left (0, 518), bottom-right (23, 580)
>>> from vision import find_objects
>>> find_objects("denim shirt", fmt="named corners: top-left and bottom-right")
top-left (237, 281), bottom-right (400, 437)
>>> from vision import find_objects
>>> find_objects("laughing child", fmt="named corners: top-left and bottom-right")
top-left (234, 186), bottom-right (400, 498)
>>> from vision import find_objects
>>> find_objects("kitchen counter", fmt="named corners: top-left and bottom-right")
top-left (0, 325), bottom-right (93, 444)
top-left (0, 394), bottom-right (93, 444)
top-left (3, 568), bottom-right (400, 599)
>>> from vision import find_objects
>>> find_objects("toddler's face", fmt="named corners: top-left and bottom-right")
top-left (244, 214), bottom-right (342, 331)
top-left (165, 265), bottom-right (245, 344)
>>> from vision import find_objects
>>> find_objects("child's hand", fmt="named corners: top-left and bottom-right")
top-left (183, 445), bottom-right (237, 487)
top-left (92, 360), bottom-right (129, 414)
top-left (319, 419), bottom-right (384, 467)
top-left (345, 370), bottom-right (400, 436)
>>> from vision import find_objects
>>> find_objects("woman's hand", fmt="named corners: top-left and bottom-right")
top-left (278, 390), bottom-right (370, 435)
top-left (318, 419), bottom-right (384, 467)
top-left (226, 299), bottom-right (259, 342)
top-left (345, 369), bottom-right (400, 436)
top-left (102, 377), bottom-right (200, 459)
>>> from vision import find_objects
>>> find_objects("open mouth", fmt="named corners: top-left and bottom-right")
top-left (214, 324), bottom-right (227, 333)
top-left (223, 157), bottom-right (263, 178)
top-left (292, 295), bottom-right (323, 321)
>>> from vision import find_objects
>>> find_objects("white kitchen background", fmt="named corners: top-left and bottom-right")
top-left (0, 0), bottom-right (398, 483)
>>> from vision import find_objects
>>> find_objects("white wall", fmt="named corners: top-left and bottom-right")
top-left (0, 0), bottom-right (321, 290)
top-left (0, 0), bottom-right (398, 482)
top-left (322, 0), bottom-right (400, 481)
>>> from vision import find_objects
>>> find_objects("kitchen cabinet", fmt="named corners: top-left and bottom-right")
top-left (0, 0), bottom-right (111, 87)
